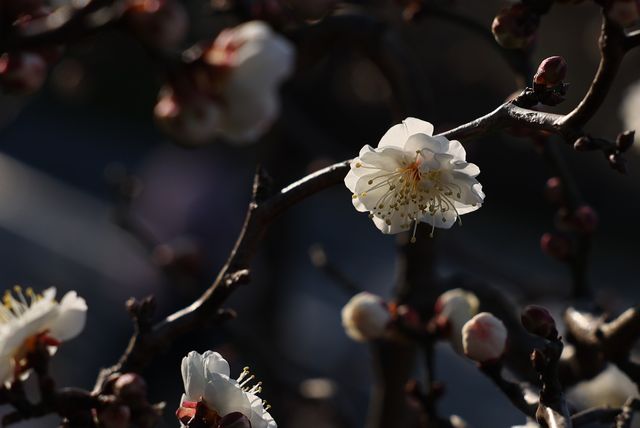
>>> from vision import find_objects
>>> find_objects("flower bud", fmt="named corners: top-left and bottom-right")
top-left (491, 4), bottom-right (539, 50)
top-left (544, 177), bottom-right (563, 204)
top-left (521, 305), bottom-right (557, 339)
top-left (540, 233), bottom-right (571, 261)
top-left (533, 56), bottom-right (567, 88)
top-left (341, 292), bottom-right (391, 342)
top-left (606, 0), bottom-right (640, 28)
top-left (434, 289), bottom-right (480, 353)
top-left (616, 130), bottom-right (635, 153)
top-left (462, 312), bottom-right (508, 364)
top-left (114, 373), bottom-right (148, 407)
top-left (125, 0), bottom-right (189, 50)
top-left (573, 205), bottom-right (598, 234)
top-left (0, 52), bottom-right (47, 95)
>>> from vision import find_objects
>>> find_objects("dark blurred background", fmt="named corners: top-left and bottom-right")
top-left (1, 0), bottom-right (639, 426)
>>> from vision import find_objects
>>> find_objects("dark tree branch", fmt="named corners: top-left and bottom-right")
top-left (96, 161), bottom-right (349, 387)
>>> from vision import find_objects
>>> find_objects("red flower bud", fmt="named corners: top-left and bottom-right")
top-left (540, 232), bottom-right (571, 261)
top-left (491, 4), bottom-right (539, 50)
top-left (521, 305), bottom-right (558, 339)
top-left (606, 0), bottom-right (640, 28)
top-left (533, 56), bottom-right (567, 88)
top-left (573, 205), bottom-right (598, 234)
top-left (0, 52), bottom-right (47, 95)
top-left (544, 177), bottom-right (563, 203)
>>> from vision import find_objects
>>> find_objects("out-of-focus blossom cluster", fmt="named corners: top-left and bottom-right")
top-left (155, 21), bottom-right (295, 146)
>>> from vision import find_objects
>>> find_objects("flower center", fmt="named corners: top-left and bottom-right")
top-left (237, 366), bottom-right (271, 410)
top-left (0, 286), bottom-right (42, 324)
top-left (353, 152), bottom-right (466, 240)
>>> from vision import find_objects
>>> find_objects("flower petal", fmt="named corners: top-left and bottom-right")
top-left (203, 373), bottom-right (252, 417)
top-left (48, 291), bottom-right (87, 342)
top-left (378, 118), bottom-right (434, 149)
top-left (405, 134), bottom-right (447, 155)
top-left (372, 213), bottom-right (412, 234)
top-left (202, 351), bottom-right (231, 378)
top-left (181, 351), bottom-right (207, 401)
top-left (420, 209), bottom-right (458, 230)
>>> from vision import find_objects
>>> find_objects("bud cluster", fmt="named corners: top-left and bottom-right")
top-left (491, 4), bottom-right (540, 50)
top-left (541, 171), bottom-right (599, 263)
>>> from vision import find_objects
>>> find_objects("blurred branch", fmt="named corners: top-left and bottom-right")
top-left (562, 306), bottom-right (640, 387)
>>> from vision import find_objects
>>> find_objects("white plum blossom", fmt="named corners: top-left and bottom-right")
top-left (462, 312), bottom-right (507, 364)
top-left (205, 21), bottom-right (294, 143)
top-left (155, 21), bottom-right (294, 146)
top-left (434, 288), bottom-right (480, 353)
top-left (621, 80), bottom-right (640, 147)
top-left (341, 292), bottom-right (391, 342)
top-left (0, 287), bottom-right (87, 385)
top-left (178, 351), bottom-right (276, 428)
top-left (344, 118), bottom-right (484, 240)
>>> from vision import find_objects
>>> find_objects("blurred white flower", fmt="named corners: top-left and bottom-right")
top-left (204, 21), bottom-right (294, 143)
top-left (156, 21), bottom-right (294, 146)
top-left (434, 288), bottom-right (480, 353)
top-left (462, 312), bottom-right (507, 364)
top-left (567, 364), bottom-right (639, 409)
top-left (0, 287), bottom-right (87, 385)
top-left (341, 292), bottom-right (391, 342)
top-left (344, 118), bottom-right (484, 239)
top-left (177, 351), bottom-right (276, 428)
top-left (621, 80), bottom-right (640, 146)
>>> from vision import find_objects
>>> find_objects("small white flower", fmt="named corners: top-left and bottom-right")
top-left (434, 288), bottom-right (480, 353)
top-left (0, 286), bottom-right (87, 385)
top-left (178, 351), bottom-right (276, 428)
top-left (344, 118), bottom-right (484, 240)
top-left (621, 80), bottom-right (640, 147)
top-left (341, 292), bottom-right (391, 342)
top-left (462, 312), bottom-right (507, 364)
top-left (205, 21), bottom-right (294, 143)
